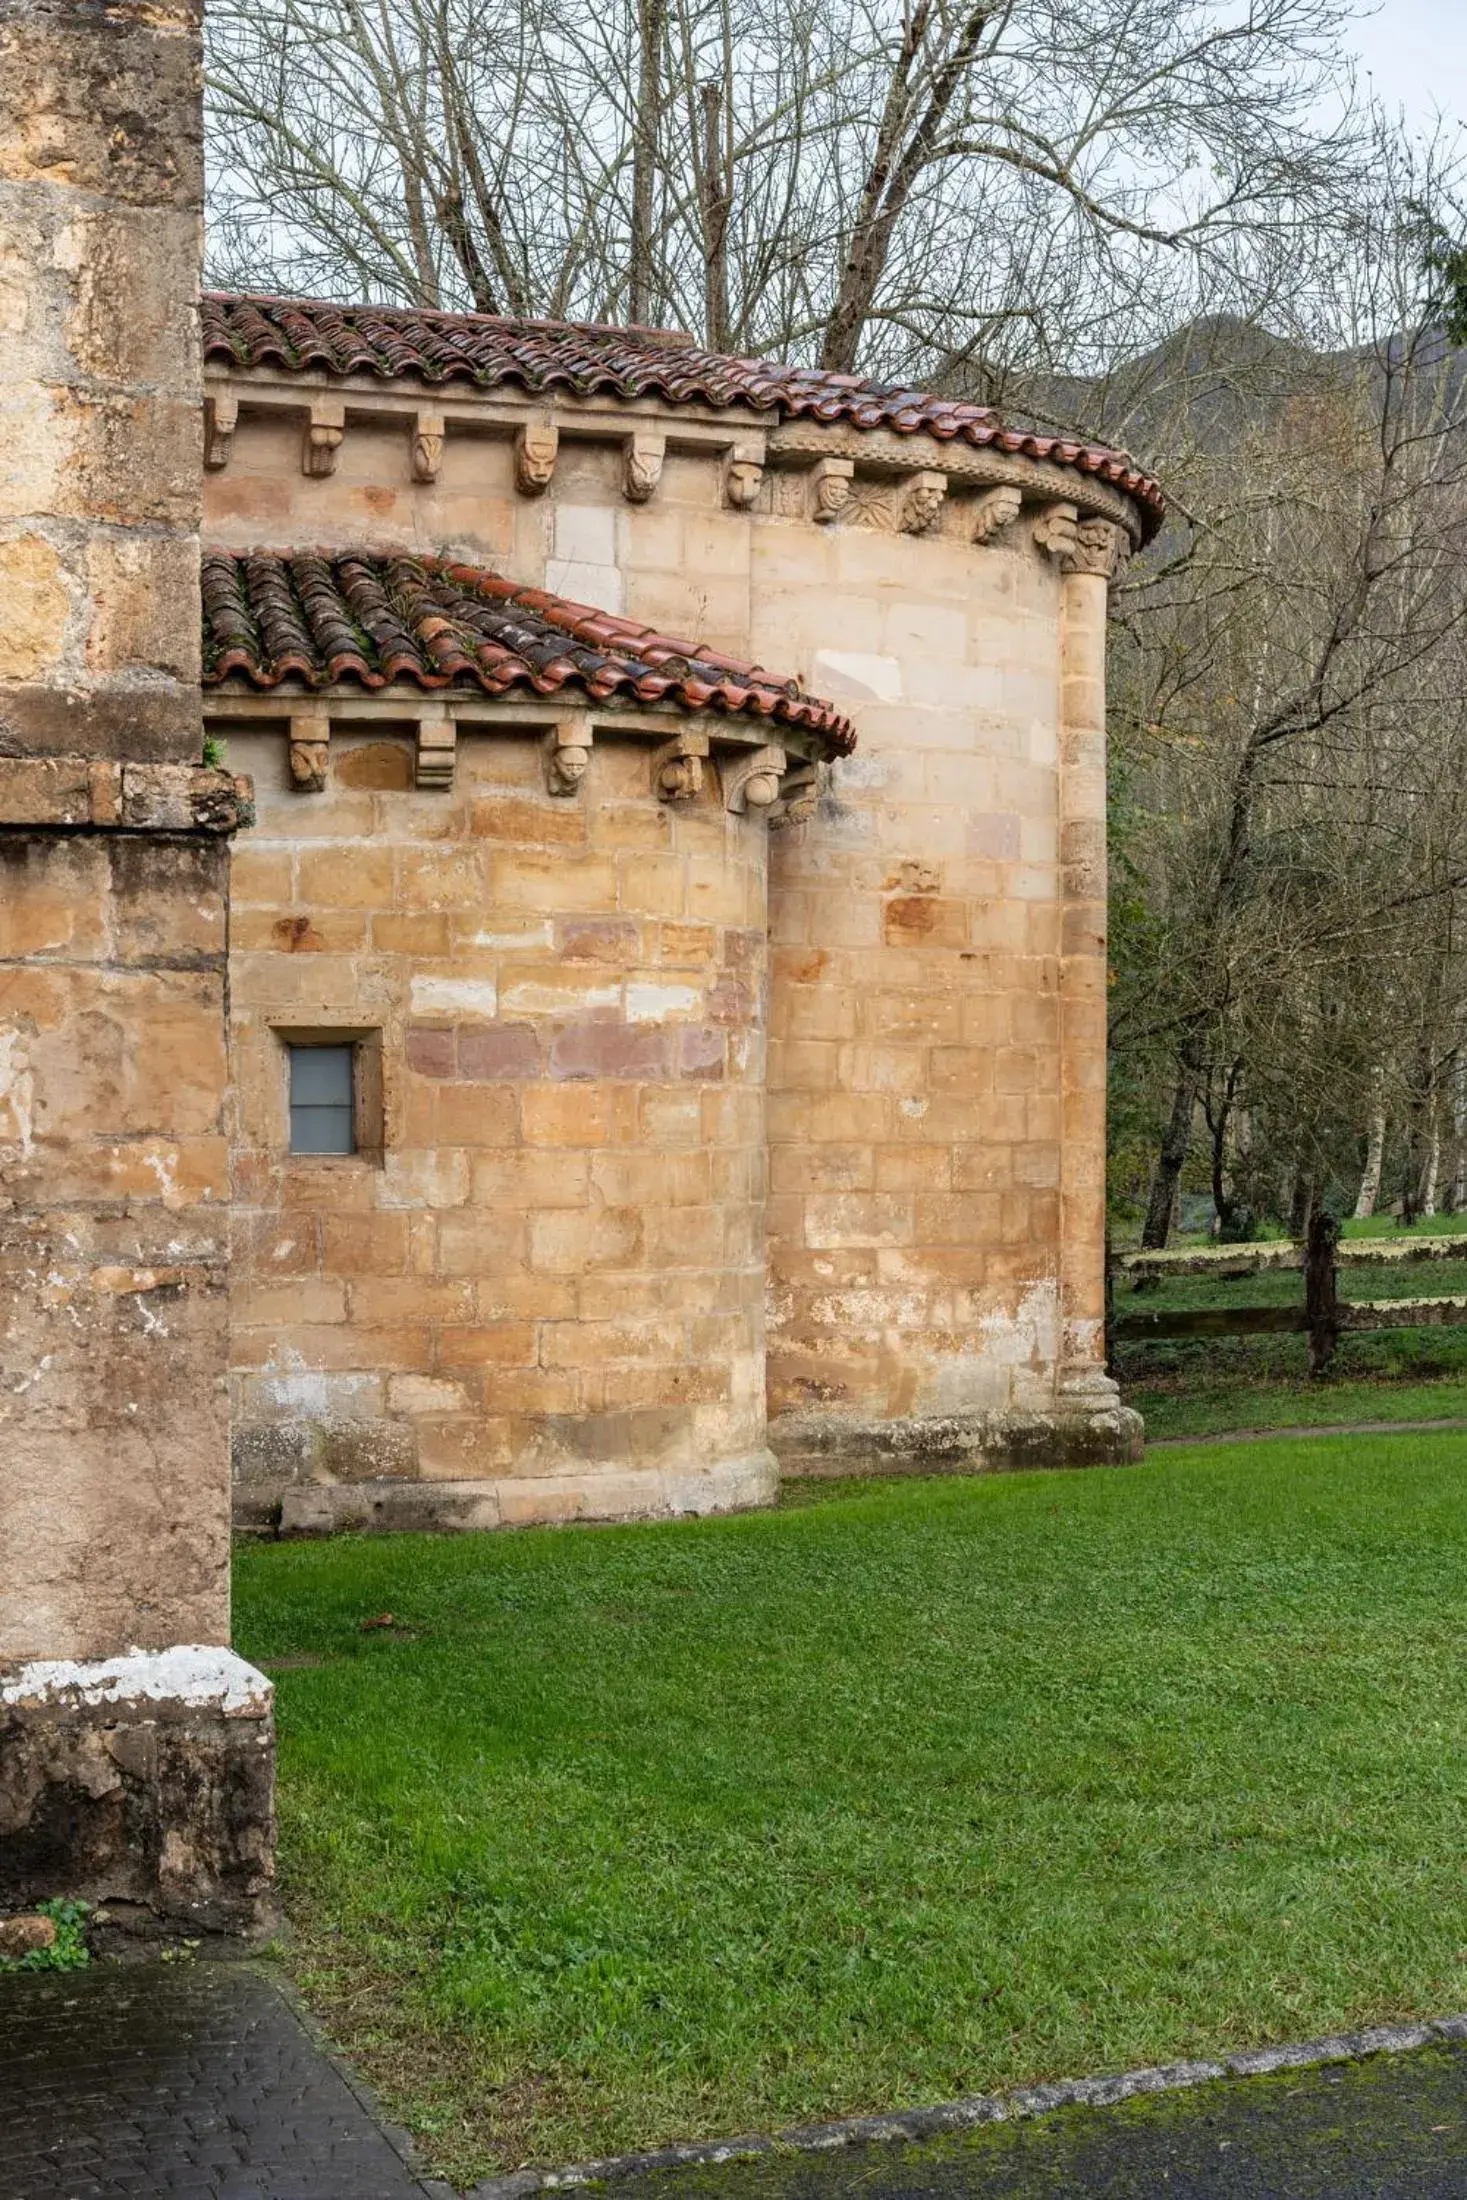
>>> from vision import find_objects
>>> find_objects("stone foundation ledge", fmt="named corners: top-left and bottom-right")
top-left (769, 1399), bottom-right (1145, 1480)
top-left (0, 1647), bottom-right (276, 1941)
top-left (279, 1451), bottom-right (780, 1535)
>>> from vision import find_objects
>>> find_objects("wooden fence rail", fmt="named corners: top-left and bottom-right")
top-left (1113, 1297), bottom-right (1467, 1343)
top-left (1109, 1228), bottom-right (1467, 1369)
top-left (1120, 1236), bottom-right (1467, 1283)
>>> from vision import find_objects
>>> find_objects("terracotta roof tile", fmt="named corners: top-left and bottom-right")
top-left (201, 550), bottom-right (856, 755)
top-left (201, 292), bottom-right (1164, 539)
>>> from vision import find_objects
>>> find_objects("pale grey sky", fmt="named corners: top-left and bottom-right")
top-left (1345, 0), bottom-right (1467, 127)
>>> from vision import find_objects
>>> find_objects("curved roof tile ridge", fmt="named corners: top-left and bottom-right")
top-left (201, 292), bottom-right (1164, 538)
top-left (200, 548), bottom-right (857, 755)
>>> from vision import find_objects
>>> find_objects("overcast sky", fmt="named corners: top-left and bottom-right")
top-left (1345, 0), bottom-right (1467, 128)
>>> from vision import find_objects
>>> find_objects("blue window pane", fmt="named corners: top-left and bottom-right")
top-left (290, 1044), bottom-right (354, 1106)
top-left (288, 1045), bottom-right (355, 1154)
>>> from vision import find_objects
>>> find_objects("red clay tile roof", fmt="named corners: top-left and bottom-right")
top-left (202, 292), bottom-right (1164, 540)
top-left (201, 550), bottom-right (856, 755)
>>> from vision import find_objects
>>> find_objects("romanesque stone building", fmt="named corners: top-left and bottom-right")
top-left (200, 297), bottom-right (1158, 1531)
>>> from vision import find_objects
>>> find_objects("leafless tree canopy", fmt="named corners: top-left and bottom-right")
top-left (205, 0), bottom-right (1363, 381)
top-left (1105, 134), bottom-right (1467, 1241)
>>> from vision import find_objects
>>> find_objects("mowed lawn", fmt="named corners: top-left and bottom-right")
top-left (236, 1435), bottom-right (1467, 2183)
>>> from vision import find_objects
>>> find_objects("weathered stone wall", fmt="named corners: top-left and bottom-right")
top-left (752, 515), bottom-right (1069, 1445)
top-left (0, 777), bottom-right (244, 1661)
top-left (0, 0), bottom-right (204, 763)
top-left (221, 718), bottom-right (774, 1529)
top-left (751, 499), bottom-right (1139, 1468)
top-left (203, 370), bottom-right (1143, 1497)
top-left (0, 0), bottom-right (273, 1939)
top-left (0, 0), bottom-right (253, 1662)
top-left (0, 1649), bottom-right (275, 1939)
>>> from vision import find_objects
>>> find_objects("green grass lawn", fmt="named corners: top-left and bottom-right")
top-left (238, 1434), bottom-right (1467, 2183)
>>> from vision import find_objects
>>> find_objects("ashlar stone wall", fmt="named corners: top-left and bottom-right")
top-left (0, 0), bottom-right (273, 1938)
top-left (204, 360), bottom-right (1144, 1509)
top-left (219, 707), bottom-right (776, 1529)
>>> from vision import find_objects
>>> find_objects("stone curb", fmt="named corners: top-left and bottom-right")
top-left (462, 2015), bottom-right (1465, 2198)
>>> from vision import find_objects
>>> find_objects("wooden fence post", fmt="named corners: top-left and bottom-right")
top-left (1305, 1209), bottom-right (1342, 1377)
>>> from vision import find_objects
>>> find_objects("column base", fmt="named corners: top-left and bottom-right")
top-left (276, 1450), bottom-right (781, 1535)
top-left (0, 1648), bottom-right (275, 1942)
top-left (769, 1397), bottom-right (1145, 1480)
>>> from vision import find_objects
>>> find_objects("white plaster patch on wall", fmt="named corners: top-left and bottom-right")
top-left (410, 975), bottom-right (499, 1017)
top-left (140, 1140), bottom-right (183, 1210)
top-left (500, 979), bottom-right (620, 1018)
top-left (467, 922), bottom-right (553, 950)
top-left (830, 752), bottom-right (902, 793)
top-left (1, 1645), bottom-right (272, 1716)
top-left (811, 650), bottom-right (903, 703)
top-left (977, 1276), bottom-right (1062, 1366)
top-left (548, 505), bottom-right (623, 612)
top-left (0, 1028), bottom-right (36, 1156)
top-left (259, 1347), bottom-right (363, 1420)
top-left (625, 980), bottom-right (701, 1023)
top-left (552, 503), bottom-right (618, 567)
top-left (546, 559), bottom-right (625, 611)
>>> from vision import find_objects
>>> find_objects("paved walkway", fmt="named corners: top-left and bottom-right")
top-left (0, 1961), bottom-right (444, 2199)
top-left (605, 2041), bottom-right (1467, 2200)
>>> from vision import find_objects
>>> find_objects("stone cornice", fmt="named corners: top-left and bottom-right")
top-left (204, 367), bottom-right (1147, 544)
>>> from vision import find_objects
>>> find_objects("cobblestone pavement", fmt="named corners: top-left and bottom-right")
top-left (0, 1960), bottom-right (443, 2199)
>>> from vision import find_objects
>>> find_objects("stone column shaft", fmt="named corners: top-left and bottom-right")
top-left (1057, 564), bottom-right (1111, 1386)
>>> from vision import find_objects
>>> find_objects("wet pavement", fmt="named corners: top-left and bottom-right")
top-left (0, 1960), bottom-right (443, 2198)
top-left (8, 1963), bottom-right (1467, 2200)
top-left (604, 2042), bottom-right (1467, 2200)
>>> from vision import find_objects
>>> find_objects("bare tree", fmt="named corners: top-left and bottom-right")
top-left (1107, 134), bottom-right (1467, 1245)
top-left (205, 0), bottom-right (1366, 378)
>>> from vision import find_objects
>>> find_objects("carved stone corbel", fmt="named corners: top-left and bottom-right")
top-left (1069, 517), bottom-right (1131, 579)
top-left (768, 760), bottom-right (820, 831)
top-left (302, 398), bottom-right (345, 478)
top-left (900, 471), bottom-right (947, 535)
top-left (624, 431), bottom-right (665, 503)
top-left (723, 442), bottom-right (764, 510)
top-left (204, 390), bottom-right (238, 471)
top-left (415, 714), bottom-right (456, 791)
top-left (970, 485), bottom-right (1022, 543)
top-left (1032, 500), bottom-right (1081, 565)
top-left (723, 744), bottom-right (787, 815)
top-left (653, 728), bottom-right (709, 802)
top-left (515, 419), bottom-right (559, 495)
top-left (808, 455), bottom-right (854, 525)
top-left (544, 719), bottom-right (593, 795)
top-left (411, 411), bottom-right (445, 483)
top-left (289, 713), bottom-right (330, 792)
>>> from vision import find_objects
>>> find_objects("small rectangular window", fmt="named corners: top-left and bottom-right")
top-left (288, 1042), bottom-right (356, 1155)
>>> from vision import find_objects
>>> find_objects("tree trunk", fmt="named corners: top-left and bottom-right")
top-left (1422, 1114), bottom-right (1442, 1217)
top-left (1305, 1206), bottom-right (1341, 1378)
top-left (1354, 1106), bottom-right (1386, 1219)
top-left (697, 80), bottom-right (731, 351)
top-left (1288, 1168), bottom-right (1315, 1241)
top-left (630, 0), bottom-right (666, 323)
top-left (1141, 1058), bottom-right (1202, 1250)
